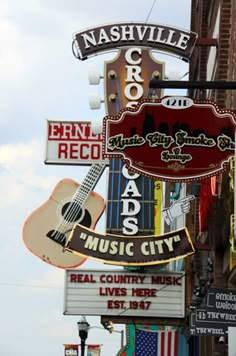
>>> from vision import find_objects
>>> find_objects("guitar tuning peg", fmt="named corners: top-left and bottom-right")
top-left (91, 118), bottom-right (103, 135)
top-left (108, 93), bottom-right (117, 102)
top-left (88, 68), bottom-right (103, 85)
top-left (108, 70), bottom-right (117, 79)
top-left (88, 92), bottom-right (104, 110)
top-left (165, 70), bottom-right (182, 80)
top-left (152, 70), bottom-right (161, 79)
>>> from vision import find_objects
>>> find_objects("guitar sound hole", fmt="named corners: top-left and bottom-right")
top-left (61, 202), bottom-right (83, 222)
top-left (47, 203), bottom-right (92, 245)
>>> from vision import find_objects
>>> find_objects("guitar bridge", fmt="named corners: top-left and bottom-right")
top-left (46, 230), bottom-right (67, 246)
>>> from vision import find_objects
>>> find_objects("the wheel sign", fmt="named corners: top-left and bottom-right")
top-left (103, 96), bottom-right (236, 181)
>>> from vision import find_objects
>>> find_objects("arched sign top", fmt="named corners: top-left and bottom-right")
top-left (73, 22), bottom-right (198, 61)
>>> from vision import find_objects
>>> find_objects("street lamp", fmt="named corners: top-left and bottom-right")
top-left (77, 316), bottom-right (90, 356)
top-left (101, 321), bottom-right (124, 348)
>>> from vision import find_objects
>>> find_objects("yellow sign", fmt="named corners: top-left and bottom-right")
top-left (154, 181), bottom-right (162, 235)
top-left (229, 214), bottom-right (236, 270)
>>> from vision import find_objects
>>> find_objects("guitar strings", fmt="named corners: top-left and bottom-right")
top-left (110, 81), bottom-right (122, 229)
top-left (115, 77), bottom-right (124, 109)
top-left (53, 164), bottom-right (104, 243)
top-left (54, 164), bottom-right (104, 242)
top-left (108, 158), bottom-right (116, 228)
top-left (51, 164), bottom-right (105, 244)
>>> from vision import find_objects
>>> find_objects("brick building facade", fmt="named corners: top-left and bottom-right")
top-left (187, 0), bottom-right (236, 354)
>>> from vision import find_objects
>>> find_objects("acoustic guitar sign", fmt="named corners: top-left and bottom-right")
top-left (102, 97), bottom-right (236, 181)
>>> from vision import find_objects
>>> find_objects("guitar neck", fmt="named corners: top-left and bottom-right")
top-left (73, 163), bottom-right (105, 206)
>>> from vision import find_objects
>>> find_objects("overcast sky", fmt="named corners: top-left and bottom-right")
top-left (0, 1), bottom-right (191, 355)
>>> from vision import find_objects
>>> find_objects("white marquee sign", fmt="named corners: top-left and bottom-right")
top-left (63, 269), bottom-right (185, 318)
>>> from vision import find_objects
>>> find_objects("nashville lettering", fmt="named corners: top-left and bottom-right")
top-left (75, 23), bottom-right (196, 61)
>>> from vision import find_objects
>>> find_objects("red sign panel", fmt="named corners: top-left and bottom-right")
top-left (103, 97), bottom-right (236, 181)
top-left (45, 120), bottom-right (109, 165)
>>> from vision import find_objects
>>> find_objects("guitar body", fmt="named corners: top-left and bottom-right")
top-left (22, 178), bottom-right (105, 269)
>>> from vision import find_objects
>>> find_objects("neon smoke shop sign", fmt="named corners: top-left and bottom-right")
top-left (73, 22), bottom-right (197, 61)
top-left (102, 97), bottom-right (236, 181)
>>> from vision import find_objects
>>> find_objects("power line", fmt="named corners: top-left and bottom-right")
top-left (145, 0), bottom-right (157, 23)
top-left (0, 282), bottom-right (62, 289)
top-left (117, 271), bottom-right (187, 317)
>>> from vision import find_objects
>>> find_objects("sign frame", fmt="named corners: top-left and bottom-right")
top-left (45, 120), bottom-right (109, 165)
top-left (103, 97), bottom-right (236, 181)
top-left (63, 269), bottom-right (185, 318)
top-left (189, 310), bottom-right (228, 336)
top-left (73, 22), bottom-right (198, 61)
top-left (65, 224), bottom-right (195, 266)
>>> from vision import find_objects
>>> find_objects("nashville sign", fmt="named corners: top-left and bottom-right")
top-left (73, 22), bottom-right (198, 61)
top-left (102, 97), bottom-right (236, 181)
top-left (65, 223), bottom-right (195, 266)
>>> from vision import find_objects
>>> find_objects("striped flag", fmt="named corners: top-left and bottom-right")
top-left (136, 328), bottom-right (178, 356)
top-left (87, 344), bottom-right (101, 356)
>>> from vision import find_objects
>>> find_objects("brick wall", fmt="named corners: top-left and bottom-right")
top-left (216, 0), bottom-right (233, 108)
top-left (189, 1), bottom-right (234, 355)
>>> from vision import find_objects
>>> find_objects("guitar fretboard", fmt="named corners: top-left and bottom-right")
top-left (73, 164), bottom-right (105, 206)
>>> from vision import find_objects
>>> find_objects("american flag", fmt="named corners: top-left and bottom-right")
top-left (136, 328), bottom-right (178, 356)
